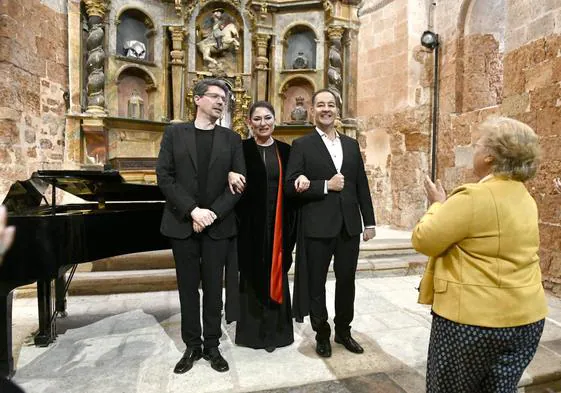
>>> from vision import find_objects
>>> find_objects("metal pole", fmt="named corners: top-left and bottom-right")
top-left (430, 35), bottom-right (440, 182)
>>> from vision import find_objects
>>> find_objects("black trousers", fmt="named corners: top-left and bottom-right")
top-left (171, 234), bottom-right (229, 349)
top-left (305, 227), bottom-right (360, 340)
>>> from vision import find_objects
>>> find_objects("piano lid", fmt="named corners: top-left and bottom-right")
top-left (2, 169), bottom-right (164, 212)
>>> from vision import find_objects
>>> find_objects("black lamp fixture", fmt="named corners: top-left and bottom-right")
top-left (420, 29), bottom-right (440, 181)
top-left (420, 30), bottom-right (439, 50)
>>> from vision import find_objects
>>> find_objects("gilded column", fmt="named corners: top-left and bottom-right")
top-left (253, 33), bottom-right (271, 101)
top-left (84, 0), bottom-right (108, 114)
top-left (232, 76), bottom-right (251, 137)
top-left (326, 25), bottom-right (344, 111)
top-left (169, 26), bottom-right (186, 122)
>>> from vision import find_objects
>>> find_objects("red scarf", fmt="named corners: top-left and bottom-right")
top-left (270, 148), bottom-right (283, 304)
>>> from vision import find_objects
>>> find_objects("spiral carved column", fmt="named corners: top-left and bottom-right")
top-left (326, 26), bottom-right (344, 111)
top-left (84, 0), bottom-right (108, 114)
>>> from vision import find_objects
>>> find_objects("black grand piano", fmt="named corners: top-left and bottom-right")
top-left (0, 170), bottom-right (169, 378)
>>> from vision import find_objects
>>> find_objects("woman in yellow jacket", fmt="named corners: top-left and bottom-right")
top-left (413, 117), bottom-right (548, 393)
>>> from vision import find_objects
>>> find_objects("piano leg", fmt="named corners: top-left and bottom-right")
top-left (55, 275), bottom-right (67, 318)
top-left (0, 291), bottom-right (14, 378)
top-left (34, 280), bottom-right (56, 347)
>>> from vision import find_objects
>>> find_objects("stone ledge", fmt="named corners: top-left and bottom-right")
top-left (15, 256), bottom-right (427, 297)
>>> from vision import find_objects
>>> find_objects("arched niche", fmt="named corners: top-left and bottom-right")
top-left (116, 66), bottom-right (157, 120)
top-left (116, 8), bottom-right (155, 62)
top-left (283, 24), bottom-right (317, 70)
top-left (280, 76), bottom-right (315, 124)
top-left (456, 0), bottom-right (505, 112)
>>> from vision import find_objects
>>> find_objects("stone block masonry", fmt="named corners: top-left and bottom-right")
top-left (0, 0), bottom-right (68, 198)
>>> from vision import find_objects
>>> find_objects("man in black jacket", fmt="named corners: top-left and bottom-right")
top-left (156, 78), bottom-right (245, 374)
top-left (285, 89), bottom-right (376, 358)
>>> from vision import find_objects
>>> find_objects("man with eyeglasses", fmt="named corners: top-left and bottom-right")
top-left (157, 78), bottom-right (245, 374)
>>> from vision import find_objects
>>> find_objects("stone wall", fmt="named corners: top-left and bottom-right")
top-left (434, 0), bottom-right (561, 294)
top-left (357, 0), bottom-right (431, 228)
top-left (358, 0), bottom-right (561, 293)
top-left (0, 0), bottom-right (68, 199)
top-left (437, 35), bottom-right (561, 295)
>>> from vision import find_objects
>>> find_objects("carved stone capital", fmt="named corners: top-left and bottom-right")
top-left (169, 26), bottom-right (185, 50)
top-left (84, 0), bottom-right (108, 18)
top-left (254, 33), bottom-right (270, 49)
top-left (255, 56), bottom-right (269, 70)
top-left (170, 50), bottom-right (185, 65)
top-left (327, 25), bottom-right (345, 41)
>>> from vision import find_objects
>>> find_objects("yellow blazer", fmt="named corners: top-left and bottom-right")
top-left (413, 177), bottom-right (548, 327)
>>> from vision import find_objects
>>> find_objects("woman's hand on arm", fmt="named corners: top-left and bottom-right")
top-left (228, 172), bottom-right (246, 194)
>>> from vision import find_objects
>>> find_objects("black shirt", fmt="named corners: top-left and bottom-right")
top-left (195, 127), bottom-right (215, 208)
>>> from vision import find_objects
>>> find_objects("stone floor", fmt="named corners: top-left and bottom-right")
top-left (9, 274), bottom-right (561, 393)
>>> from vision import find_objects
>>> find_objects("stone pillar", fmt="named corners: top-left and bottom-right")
top-left (326, 25), bottom-right (344, 111)
top-left (342, 28), bottom-right (358, 119)
top-left (84, 0), bottom-right (108, 114)
top-left (169, 27), bottom-right (186, 122)
top-left (253, 33), bottom-right (271, 101)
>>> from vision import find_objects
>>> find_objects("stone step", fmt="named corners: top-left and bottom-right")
top-left (15, 254), bottom-right (427, 297)
top-left (74, 241), bottom-right (418, 274)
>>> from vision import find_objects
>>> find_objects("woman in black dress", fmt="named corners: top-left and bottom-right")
top-left (232, 101), bottom-right (298, 352)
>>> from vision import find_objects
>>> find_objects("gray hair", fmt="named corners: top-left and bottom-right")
top-left (478, 117), bottom-right (540, 182)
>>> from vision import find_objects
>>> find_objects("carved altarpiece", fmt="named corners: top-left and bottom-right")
top-left (64, 0), bottom-right (360, 180)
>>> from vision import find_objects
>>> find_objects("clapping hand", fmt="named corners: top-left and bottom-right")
top-left (423, 175), bottom-right (446, 204)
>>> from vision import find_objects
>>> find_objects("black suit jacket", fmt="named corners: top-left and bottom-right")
top-left (156, 122), bottom-right (246, 240)
top-left (285, 130), bottom-right (375, 238)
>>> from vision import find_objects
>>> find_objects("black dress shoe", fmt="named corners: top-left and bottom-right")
top-left (334, 334), bottom-right (364, 354)
top-left (265, 346), bottom-right (276, 353)
top-left (315, 339), bottom-right (332, 358)
top-left (203, 347), bottom-right (229, 372)
top-left (174, 347), bottom-right (202, 374)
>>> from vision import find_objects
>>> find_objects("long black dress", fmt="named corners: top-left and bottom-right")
top-left (235, 138), bottom-right (297, 350)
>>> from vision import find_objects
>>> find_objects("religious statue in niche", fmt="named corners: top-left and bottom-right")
top-left (124, 40), bottom-right (147, 59)
top-left (292, 52), bottom-right (309, 69)
top-left (197, 8), bottom-right (240, 73)
top-left (290, 96), bottom-right (308, 123)
top-left (128, 89), bottom-right (144, 119)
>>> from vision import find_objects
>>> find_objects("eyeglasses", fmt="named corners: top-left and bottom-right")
top-left (203, 93), bottom-right (227, 103)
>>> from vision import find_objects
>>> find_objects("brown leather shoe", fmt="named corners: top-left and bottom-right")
top-left (173, 347), bottom-right (202, 374)
top-left (315, 338), bottom-right (332, 358)
top-left (334, 334), bottom-right (364, 354)
top-left (203, 347), bottom-right (229, 372)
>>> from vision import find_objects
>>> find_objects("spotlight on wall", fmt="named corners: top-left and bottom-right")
top-left (420, 30), bottom-right (439, 50)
